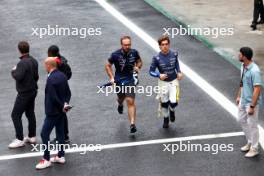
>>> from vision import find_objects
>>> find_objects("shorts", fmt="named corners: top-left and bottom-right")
top-left (115, 82), bottom-right (136, 98)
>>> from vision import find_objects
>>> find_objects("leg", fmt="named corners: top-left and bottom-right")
top-left (169, 81), bottom-right (179, 122)
top-left (117, 94), bottom-right (126, 105)
top-left (41, 117), bottom-right (56, 161)
top-left (55, 113), bottom-right (69, 141)
top-left (238, 106), bottom-right (251, 145)
top-left (116, 85), bottom-right (126, 114)
top-left (11, 94), bottom-right (27, 140)
top-left (260, 0), bottom-right (264, 21)
top-left (55, 115), bottom-right (65, 158)
top-left (252, 0), bottom-right (261, 25)
top-left (63, 113), bottom-right (69, 140)
top-left (159, 82), bottom-right (170, 128)
top-left (25, 92), bottom-right (37, 138)
top-left (116, 85), bottom-right (126, 105)
top-left (246, 106), bottom-right (259, 150)
top-left (126, 96), bottom-right (136, 125)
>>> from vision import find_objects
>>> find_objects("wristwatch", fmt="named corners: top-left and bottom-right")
top-left (250, 105), bottom-right (255, 109)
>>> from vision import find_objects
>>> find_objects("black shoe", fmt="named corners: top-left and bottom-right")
top-left (163, 118), bottom-right (169, 128)
top-left (117, 104), bottom-right (123, 114)
top-left (170, 110), bottom-right (175, 122)
top-left (250, 24), bottom-right (257, 30)
top-left (130, 124), bottom-right (137, 133)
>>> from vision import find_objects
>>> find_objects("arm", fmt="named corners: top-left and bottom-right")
top-left (34, 61), bottom-right (39, 82)
top-left (251, 85), bottom-right (261, 107)
top-left (175, 52), bottom-right (181, 73)
top-left (149, 56), bottom-right (168, 80)
top-left (248, 70), bottom-right (262, 115)
top-left (105, 53), bottom-right (115, 84)
top-left (236, 87), bottom-right (242, 105)
top-left (149, 56), bottom-right (160, 78)
top-left (251, 70), bottom-right (263, 107)
top-left (175, 52), bottom-right (183, 80)
top-left (64, 82), bottom-right (71, 104)
top-left (11, 62), bottom-right (26, 82)
top-left (135, 57), bottom-right (142, 72)
top-left (105, 61), bottom-right (115, 83)
top-left (134, 51), bottom-right (142, 73)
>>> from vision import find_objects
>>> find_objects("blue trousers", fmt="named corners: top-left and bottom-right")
top-left (41, 114), bottom-right (65, 161)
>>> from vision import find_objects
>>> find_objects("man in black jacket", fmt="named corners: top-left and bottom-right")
top-left (9, 41), bottom-right (39, 149)
top-left (36, 57), bottom-right (71, 170)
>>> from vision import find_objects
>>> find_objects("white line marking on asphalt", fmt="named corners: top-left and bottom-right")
top-left (0, 132), bottom-right (244, 161)
top-left (94, 0), bottom-right (264, 149)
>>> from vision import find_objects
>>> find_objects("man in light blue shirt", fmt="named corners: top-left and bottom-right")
top-left (236, 47), bottom-right (262, 158)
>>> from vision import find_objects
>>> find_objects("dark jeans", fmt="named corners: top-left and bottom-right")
top-left (54, 113), bottom-right (69, 140)
top-left (11, 91), bottom-right (37, 140)
top-left (41, 115), bottom-right (65, 161)
top-left (63, 113), bottom-right (69, 139)
top-left (252, 0), bottom-right (264, 24)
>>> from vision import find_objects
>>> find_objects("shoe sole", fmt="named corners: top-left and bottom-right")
top-left (241, 149), bottom-right (250, 152)
top-left (51, 161), bottom-right (66, 164)
top-left (8, 144), bottom-right (25, 149)
top-left (36, 164), bottom-right (51, 170)
top-left (245, 153), bottom-right (259, 158)
top-left (25, 141), bottom-right (37, 144)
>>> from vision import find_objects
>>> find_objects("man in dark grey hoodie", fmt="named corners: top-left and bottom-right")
top-left (9, 41), bottom-right (39, 149)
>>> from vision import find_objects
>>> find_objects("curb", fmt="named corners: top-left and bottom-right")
top-left (143, 0), bottom-right (241, 70)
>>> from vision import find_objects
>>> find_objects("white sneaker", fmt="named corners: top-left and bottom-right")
top-left (240, 143), bottom-right (251, 152)
top-left (50, 156), bottom-right (66, 164)
top-left (36, 159), bottom-right (51, 170)
top-left (8, 139), bottom-right (25, 149)
top-left (245, 148), bottom-right (259, 158)
top-left (24, 136), bottom-right (36, 144)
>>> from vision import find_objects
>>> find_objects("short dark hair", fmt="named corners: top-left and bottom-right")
top-left (18, 41), bottom-right (30, 54)
top-left (48, 45), bottom-right (60, 57)
top-left (120, 36), bottom-right (131, 44)
top-left (240, 47), bottom-right (253, 60)
top-left (158, 35), bottom-right (170, 45)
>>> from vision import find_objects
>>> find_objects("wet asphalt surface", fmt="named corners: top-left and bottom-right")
top-left (0, 0), bottom-right (263, 175)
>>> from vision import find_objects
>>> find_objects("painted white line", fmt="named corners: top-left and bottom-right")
top-left (0, 131), bottom-right (244, 161)
top-left (94, 0), bottom-right (264, 149)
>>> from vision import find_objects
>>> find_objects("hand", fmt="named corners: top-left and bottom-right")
top-left (134, 66), bottom-right (140, 73)
top-left (248, 107), bottom-right (254, 115)
top-left (110, 77), bottom-right (115, 85)
top-left (236, 97), bottom-right (240, 105)
top-left (12, 65), bottom-right (17, 70)
top-left (177, 72), bottom-right (183, 80)
top-left (63, 103), bottom-right (72, 113)
top-left (159, 74), bottom-right (168, 81)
